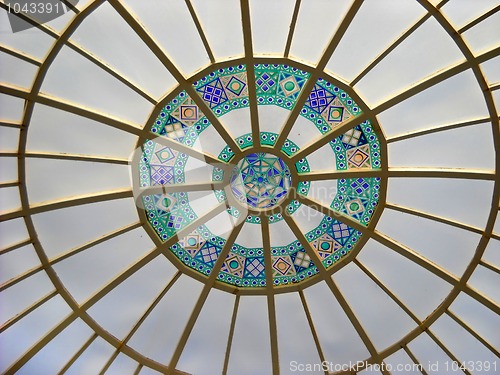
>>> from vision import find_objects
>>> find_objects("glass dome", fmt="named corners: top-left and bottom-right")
top-left (0, 0), bottom-right (499, 374)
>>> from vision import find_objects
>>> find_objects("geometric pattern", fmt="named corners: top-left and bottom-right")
top-left (142, 64), bottom-right (382, 289)
top-left (230, 153), bottom-right (292, 210)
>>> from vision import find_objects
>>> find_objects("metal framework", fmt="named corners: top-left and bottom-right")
top-left (0, 0), bottom-right (499, 374)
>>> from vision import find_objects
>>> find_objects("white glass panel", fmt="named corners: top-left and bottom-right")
top-left (388, 122), bottom-right (494, 169)
top-left (250, 0), bottom-right (295, 56)
top-left (0, 9), bottom-right (54, 60)
top-left (127, 275), bottom-right (203, 364)
top-left (0, 94), bottom-right (25, 122)
top-left (480, 55), bottom-right (500, 85)
top-left (275, 292), bottom-right (322, 374)
top-left (219, 107), bottom-right (252, 139)
top-left (306, 143), bottom-right (339, 172)
top-left (227, 295), bottom-right (272, 375)
top-left (291, 203), bottom-right (326, 235)
top-left (0, 295), bottom-right (71, 374)
top-left (376, 70), bottom-right (488, 138)
top-left (467, 265), bottom-right (499, 304)
top-left (270, 218), bottom-right (296, 247)
top-left (376, 208), bottom-right (479, 276)
top-left (27, 104), bottom-right (138, 158)
top-left (0, 157), bottom-right (17, 183)
top-left (177, 289), bottom-right (235, 375)
top-left (70, 2), bottom-right (177, 100)
top-left (0, 126), bottom-right (19, 152)
top-left (234, 220), bottom-right (262, 248)
top-left (88, 256), bottom-right (176, 339)
top-left (386, 178), bottom-right (493, 228)
top-left (289, 0), bottom-right (353, 64)
top-left (125, 0), bottom-right (210, 75)
top-left (0, 218), bottom-right (29, 250)
top-left (357, 239), bottom-right (452, 320)
top-left (431, 314), bottom-right (498, 365)
top-left (481, 238), bottom-right (500, 267)
top-left (0, 270), bottom-right (52, 324)
top-left (384, 349), bottom-right (421, 375)
top-left (191, 0), bottom-right (244, 61)
top-left (441, 0), bottom-right (500, 30)
top-left (190, 125), bottom-right (228, 159)
top-left (32, 198), bottom-right (138, 258)
top-left (20, 319), bottom-right (94, 375)
top-left (106, 353), bottom-right (139, 374)
top-left (327, 0), bottom-right (426, 82)
top-left (0, 51), bottom-right (38, 88)
top-left (0, 244), bottom-right (40, 285)
top-left (287, 115), bottom-right (322, 149)
top-left (0, 186), bottom-right (21, 213)
top-left (26, 158), bottom-right (130, 204)
top-left (304, 280), bottom-right (370, 366)
top-left (308, 180), bottom-right (338, 207)
top-left (407, 332), bottom-right (462, 374)
top-left (333, 263), bottom-right (417, 351)
top-left (258, 104), bottom-right (290, 134)
top-left (65, 336), bottom-right (116, 375)
top-left (449, 292), bottom-right (500, 350)
top-left (41, 45), bottom-right (154, 126)
top-left (462, 10), bottom-right (500, 54)
top-left (53, 226), bottom-right (154, 303)
top-left (354, 17), bottom-right (464, 107)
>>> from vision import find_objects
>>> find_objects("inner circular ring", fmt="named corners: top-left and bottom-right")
top-left (230, 152), bottom-right (293, 211)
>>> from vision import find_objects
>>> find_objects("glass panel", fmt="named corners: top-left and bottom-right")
top-left (0, 244), bottom-right (40, 285)
top-left (388, 122), bottom-right (494, 169)
top-left (289, 0), bottom-right (353, 64)
top-left (88, 256), bottom-right (177, 339)
top-left (0, 51), bottom-right (38, 88)
top-left (275, 292), bottom-right (322, 373)
top-left (250, 0), bottom-right (295, 56)
top-left (52, 226), bottom-right (154, 303)
top-left (387, 178), bottom-right (493, 228)
top-left (41, 45), bottom-right (154, 126)
top-left (449, 292), bottom-right (500, 350)
top-left (125, 0), bottom-right (210, 75)
top-left (0, 218), bottom-right (29, 250)
top-left (26, 158), bottom-right (130, 203)
top-left (357, 239), bottom-right (453, 320)
top-left (20, 319), bottom-right (94, 375)
top-left (127, 275), bottom-right (203, 364)
top-left (227, 295), bottom-right (272, 375)
top-left (333, 263), bottom-right (417, 351)
top-left (304, 280), bottom-right (370, 366)
top-left (0, 94), bottom-right (25, 122)
top-left (0, 295), bottom-right (71, 374)
top-left (407, 332), bottom-right (462, 374)
top-left (462, 10), bottom-right (500, 54)
top-left (354, 17), bottom-right (464, 106)
top-left (27, 104), bottom-right (138, 158)
top-left (441, 0), bottom-right (500, 30)
top-left (32, 198), bottom-right (138, 258)
top-left (467, 265), bottom-right (500, 304)
top-left (327, 0), bottom-right (426, 82)
top-left (384, 349), bottom-right (422, 375)
top-left (70, 2), bottom-right (177, 100)
top-left (376, 208), bottom-right (479, 276)
top-left (376, 70), bottom-right (488, 138)
top-left (0, 186), bottom-right (21, 213)
top-left (177, 289), bottom-right (235, 375)
top-left (65, 336), bottom-right (116, 375)
top-left (191, 0), bottom-right (244, 61)
top-left (0, 8), bottom-right (54, 60)
top-left (431, 314), bottom-right (499, 365)
top-left (0, 126), bottom-right (19, 152)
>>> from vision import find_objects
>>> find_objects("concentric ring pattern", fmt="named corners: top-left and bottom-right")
top-left (0, 1), bottom-right (499, 374)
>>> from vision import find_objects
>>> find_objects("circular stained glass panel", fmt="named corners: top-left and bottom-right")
top-left (230, 153), bottom-right (292, 210)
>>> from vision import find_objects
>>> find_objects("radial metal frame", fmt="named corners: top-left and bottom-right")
top-left (0, 0), bottom-right (498, 374)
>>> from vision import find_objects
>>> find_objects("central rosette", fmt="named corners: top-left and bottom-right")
top-left (230, 153), bottom-right (292, 210)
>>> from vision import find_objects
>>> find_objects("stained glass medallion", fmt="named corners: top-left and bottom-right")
top-left (137, 63), bottom-right (383, 290)
top-left (230, 153), bottom-right (292, 210)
